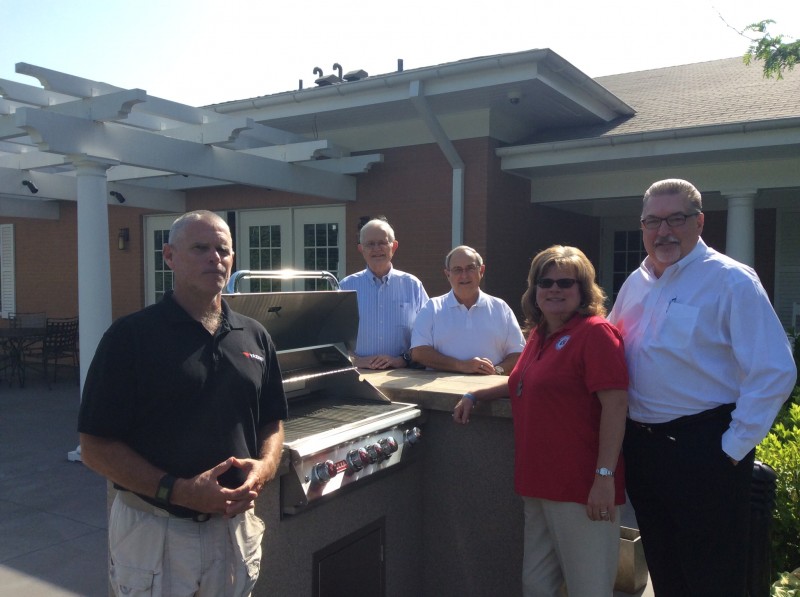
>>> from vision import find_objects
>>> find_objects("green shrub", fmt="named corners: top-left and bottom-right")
top-left (757, 390), bottom-right (800, 578)
top-left (771, 568), bottom-right (800, 597)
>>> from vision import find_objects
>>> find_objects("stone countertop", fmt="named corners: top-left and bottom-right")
top-left (359, 369), bottom-right (513, 419)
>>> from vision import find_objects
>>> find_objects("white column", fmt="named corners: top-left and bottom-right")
top-left (69, 159), bottom-right (115, 462)
top-left (724, 192), bottom-right (757, 267)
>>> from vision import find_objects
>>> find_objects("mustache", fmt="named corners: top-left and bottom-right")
top-left (654, 236), bottom-right (679, 246)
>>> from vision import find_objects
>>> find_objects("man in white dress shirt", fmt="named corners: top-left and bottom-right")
top-left (608, 178), bottom-right (796, 597)
top-left (339, 218), bottom-right (428, 369)
top-left (410, 245), bottom-right (525, 375)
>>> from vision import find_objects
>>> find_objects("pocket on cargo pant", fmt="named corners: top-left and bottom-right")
top-left (111, 563), bottom-right (157, 596)
top-left (228, 510), bottom-right (266, 596)
top-left (109, 495), bottom-right (167, 596)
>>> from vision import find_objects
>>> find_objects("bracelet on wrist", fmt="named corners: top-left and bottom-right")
top-left (463, 392), bottom-right (477, 406)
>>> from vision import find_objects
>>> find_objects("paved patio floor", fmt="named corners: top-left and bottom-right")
top-left (0, 375), bottom-right (107, 596)
top-left (0, 373), bottom-right (653, 597)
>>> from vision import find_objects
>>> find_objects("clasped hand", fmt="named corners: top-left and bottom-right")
top-left (175, 457), bottom-right (269, 518)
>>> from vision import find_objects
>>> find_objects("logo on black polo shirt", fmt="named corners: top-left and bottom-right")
top-left (242, 352), bottom-right (265, 363)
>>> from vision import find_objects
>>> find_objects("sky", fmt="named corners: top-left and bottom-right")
top-left (1, 0), bottom-right (798, 107)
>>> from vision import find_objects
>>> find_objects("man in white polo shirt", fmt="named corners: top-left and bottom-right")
top-left (410, 245), bottom-right (524, 375)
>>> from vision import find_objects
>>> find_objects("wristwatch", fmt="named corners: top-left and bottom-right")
top-left (494, 366), bottom-right (505, 375)
top-left (155, 473), bottom-right (177, 505)
top-left (402, 352), bottom-right (412, 367)
top-left (595, 467), bottom-right (615, 478)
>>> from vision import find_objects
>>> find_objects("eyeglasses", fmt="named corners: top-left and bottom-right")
top-left (447, 263), bottom-right (480, 276)
top-left (640, 212), bottom-right (701, 230)
top-left (362, 240), bottom-right (391, 249)
top-left (536, 278), bottom-right (577, 289)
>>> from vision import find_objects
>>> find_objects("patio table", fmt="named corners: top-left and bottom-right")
top-left (0, 326), bottom-right (46, 387)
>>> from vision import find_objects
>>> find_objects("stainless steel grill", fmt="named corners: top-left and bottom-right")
top-left (224, 271), bottom-right (422, 515)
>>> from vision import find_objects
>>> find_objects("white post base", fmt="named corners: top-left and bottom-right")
top-left (67, 444), bottom-right (82, 462)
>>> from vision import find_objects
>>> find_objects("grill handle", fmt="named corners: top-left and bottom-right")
top-left (226, 270), bottom-right (340, 293)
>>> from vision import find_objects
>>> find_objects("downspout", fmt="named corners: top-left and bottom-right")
top-left (408, 80), bottom-right (465, 247)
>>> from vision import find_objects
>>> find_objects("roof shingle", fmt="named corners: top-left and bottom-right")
top-left (533, 57), bottom-right (800, 143)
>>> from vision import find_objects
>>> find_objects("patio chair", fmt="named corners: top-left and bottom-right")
top-left (25, 317), bottom-right (79, 389)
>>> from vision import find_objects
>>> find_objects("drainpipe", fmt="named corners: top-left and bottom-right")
top-left (408, 81), bottom-right (465, 247)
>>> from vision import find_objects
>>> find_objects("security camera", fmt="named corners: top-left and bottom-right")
top-left (21, 179), bottom-right (39, 194)
top-left (507, 91), bottom-right (522, 105)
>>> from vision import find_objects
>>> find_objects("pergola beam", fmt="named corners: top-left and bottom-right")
top-left (15, 108), bottom-right (356, 200)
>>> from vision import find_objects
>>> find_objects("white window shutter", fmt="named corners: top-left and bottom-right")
top-left (1, 223), bottom-right (16, 317)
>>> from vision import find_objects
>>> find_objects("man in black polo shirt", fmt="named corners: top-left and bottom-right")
top-left (78, 210), bottom-right (287, 596)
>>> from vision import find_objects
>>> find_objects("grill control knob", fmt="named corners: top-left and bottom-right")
top-left (365, 443), bottom-right (385, 464)
top-left (379, 437), bottom-right (398, 456)
top-left (404, 427), bottom-right (422, 445)
top-left (346, 448), bottom-right (369, 472)
top-left (311, 460), bottom-right (337, 484)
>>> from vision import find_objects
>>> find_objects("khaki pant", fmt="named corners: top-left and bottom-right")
top-left (522, 497), bottom-right (620, 597)
top-left (109, 492), bottom-right (265, 597)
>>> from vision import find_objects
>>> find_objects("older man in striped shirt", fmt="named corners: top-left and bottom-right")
top-left (340, 218), bottom-right (429, 369)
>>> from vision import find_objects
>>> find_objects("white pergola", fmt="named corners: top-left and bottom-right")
top-left (0, 63), bottom-right (383, 396)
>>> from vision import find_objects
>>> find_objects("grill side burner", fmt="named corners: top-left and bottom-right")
top-left (224, 275), bottom-right (422, 515)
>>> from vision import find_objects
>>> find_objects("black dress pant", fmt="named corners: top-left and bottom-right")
top-left (623, 406), bottom-right (754, 597)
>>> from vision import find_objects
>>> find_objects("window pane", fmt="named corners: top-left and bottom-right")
top-left (612, 230), bottom-right (646, 301)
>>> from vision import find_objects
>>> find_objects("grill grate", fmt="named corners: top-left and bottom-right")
top-left (283, 399), bottom-right (408, 443)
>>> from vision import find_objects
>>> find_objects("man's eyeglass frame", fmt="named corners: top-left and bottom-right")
top-left (640, 212), bottom-right (702, 230)
top-left (447, 264), bottom-right (481, 276)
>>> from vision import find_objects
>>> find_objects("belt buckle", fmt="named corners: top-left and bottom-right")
top-left (192, 513), bottom-right (211, 522)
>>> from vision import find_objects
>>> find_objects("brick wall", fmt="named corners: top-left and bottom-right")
top-left (2, 202), bottom-right (158, 322)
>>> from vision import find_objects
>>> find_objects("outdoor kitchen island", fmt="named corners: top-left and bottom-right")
top-left (253, 369), bottom-right (522, 597)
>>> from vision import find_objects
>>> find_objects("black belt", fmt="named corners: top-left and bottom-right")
top-left (117, 489), bottom-right (213, 523)
top-left (629, 403), bottom-right (735, 435)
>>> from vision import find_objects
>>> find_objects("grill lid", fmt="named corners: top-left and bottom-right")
top-left (223, 289), bottom-right (358, 352)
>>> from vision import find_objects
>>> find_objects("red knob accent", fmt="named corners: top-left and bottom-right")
top-left (379, 437), bottom-right (398, 455)
top-left (346, 448), bottom-right (369, 472)
top-left (365, 443), bottom-right (384, 464)
top-left (312, 460), bottom-right (337, 483)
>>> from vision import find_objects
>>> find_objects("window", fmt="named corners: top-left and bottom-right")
top-left (248, 224), bottom-right (282, 292)
top-left (302, 223), bottom-right (340, 290)
top-left (612, 230), bottom-right (646, 301)
top-left (0, 224), bottom-right (15, 317)
top-left (152, 228), bottom-right (173, 303)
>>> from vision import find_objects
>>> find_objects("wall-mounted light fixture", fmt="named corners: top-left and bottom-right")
top-left (118, 228), bottom-right (130, 251)
top-left (21, 180), bottom-right (39, 194)
top-left (110, 191), bottom-right (126, 203)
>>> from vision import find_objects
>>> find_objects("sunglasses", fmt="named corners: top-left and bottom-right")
top-left (536, 278), bottom-right (577, 289)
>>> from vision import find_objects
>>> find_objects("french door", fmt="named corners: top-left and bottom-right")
top-left (237, 206), bottom-right (345, 292)
top-left (144, 206), bottom-right (345, 304)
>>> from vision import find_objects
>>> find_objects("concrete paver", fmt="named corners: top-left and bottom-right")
top-left (0, 375), bottom-right (653, 596)
top-left (0, 378), bottom-right (107, 597)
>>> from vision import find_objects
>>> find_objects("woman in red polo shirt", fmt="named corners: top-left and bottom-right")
top-left (454, 245), bottom-right (629, 597)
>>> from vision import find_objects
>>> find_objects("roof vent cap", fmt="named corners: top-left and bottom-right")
top-left (343, 69), bottom-right (369, 82)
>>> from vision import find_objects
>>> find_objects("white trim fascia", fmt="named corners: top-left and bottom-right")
top-left (497, 117), bottom-right (800, 169)
top-left (210, 50), bottom-right (634, 121)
